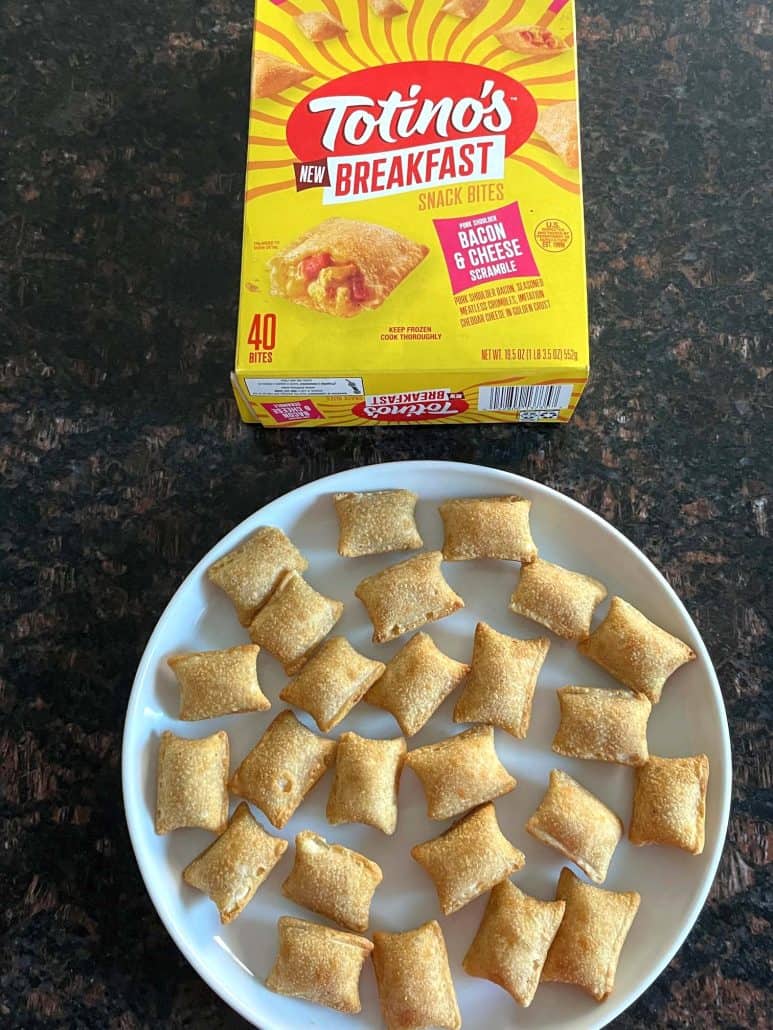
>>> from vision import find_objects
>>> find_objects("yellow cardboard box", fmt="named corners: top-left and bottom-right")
top-left (232, 0), bottom-right (587, 426)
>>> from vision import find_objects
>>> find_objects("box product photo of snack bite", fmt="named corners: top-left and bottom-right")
top-left (232, 0), bottom-right (588, 427)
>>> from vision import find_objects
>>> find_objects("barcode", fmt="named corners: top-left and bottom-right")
top-left (478, 383), bottom-right (573, 412)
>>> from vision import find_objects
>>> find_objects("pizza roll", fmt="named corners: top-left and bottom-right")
top-left (453, 622), bottom-right (549, 738)
top-left (268, 218), bottom-right (428, 318)
top-left (294, 11), bottom-right (346, 41)
top-left (369, 0), bottom-right (407, 16)
top-left (525, 769), bottom-right (622, 883)
top-left (463, 880), bottom-right (565, 1007)
top-left (266, 915), bottom-right (373, 1014)
top-left (251, 50), bottom-right (312, 99)
top-left (441, 0), bottom-right (487, 16)
top-left (496, 25), bottom-right (570, 54)
top-left (327, 731), bottom-right (407, 835)
top-left (182, 803), bottom-right (287, 923)
top-left (335, 489), bottom-right (422, 557)
top-left (406, 725), bottom-right (516, 820)
top-left (509, 558), bottom-right (606, 640)
top-left (207, 526), bottom-right (308, 626)
top-left (365, 632), bottom-right (469, 736)
top-left (373, 920), bottom-right (461, 1030)
top-left (440, 495), bottom-right (537, 562)
top-left (535, 101), bottom-right (580, 169)
top-left (229, 710), bottom-right (336, 828)
top-left (247, 570), bottom-right (343, 674)
top-left (629, 754), bottom-right (709, 854)
top-left (282, 830), bottom-right (383, 932)
top-left (155, 730), bottom-right (229, 835)
top-left (167, 644), bottom-right (269, 721)
top-left (355, 551), bottom-right (464, 644)
top-left (412, 803), bottom-right (525, 916)
top-left (578, 596), bottom-right (696, 704)
top-left (552, 686), bottom-right (651, 765)
top-left (280, 637), bottom-right (385, 732)
top-left (542, 868), bottom-right (640, 1001)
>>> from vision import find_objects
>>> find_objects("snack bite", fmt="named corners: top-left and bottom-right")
top-left (453, 622), bottom-right (549, 738)
top-left (552, 685), bottom-right (651, 766)
top-left (206, 526), bottom-right (308, 626)
top-left (247, 570), bottom-right (343, 674)
top-left (355, 551), bottom-right (464, 643)
top-left (228, 710), bottom-right (336, 829)
top-left (439, 495), bottom-right (537, 562)
top-left (578, 596), bottom-right (696, 704)
top-left (365, 631), bottom-right (469, 737)
top-left (279, 636), bottom-right (385, 732)
top-left (326, 731), bottom-right (407, 835)
top-left (251, 50), bottom-right (311, 99)
top-left (334, 488), bottom-right (422, 557)
top-left (155, 730), bottom-right (229, 835)
top-left (526, 768), bottom-right (623, 883)
top-left (266, 915), bottom-right (373, 1014)
top-left (182, 803), bottom-right (287, 923)
top-left (406, 725), bottom-right (516, 820)
top-left (282, 830), bottom-right (383, 932)
top-left (509, 557), bottom-right (606, 640)
top-left (167, 644), bottom-right (269, 721)
top-left (629, 754), bottom-right (709, 854)
top-left (541, 868), bottom-right (640, 1002)
top-left (463, 880), bottom-right (566, 1007)
top-left (411, 803), bottom-right (525, 916)
top-left (294, 11), bottom-right (346, 41)
top-left (372, 920), bottom-right (461, 1030)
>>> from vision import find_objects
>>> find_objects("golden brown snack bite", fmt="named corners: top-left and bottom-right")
top-left (509, 557), bottom-right (606, 640)
top-left (463, 880), bottom-right (565, 1007)
top-left (207, 526), bottom-right (308, 626)
top-left (327, 731), bottom-right (406, 835)
top-left (441, 0), bottom-right (486, 16)
top-left (280, 637), bottom-right (384, 732)
top-left (439, 495), bottom-right (537, 562)
top-left (412, 803), bottom-right (525, 915)
top-left (552, 686), bottom-right (651, 766)
top-left (535, 101), bottom-right (580, 169)
top-left (155, 730), bottom-right (229, 835)
top-left (542, 868), bottom-right (640, 1001)
top-left (335, 489), bottom-right (422, 557)
top-left (578, 596), bottom-right (696, 704)
top-left (247, 570), bottom-right (343, 674)
top-left (453, 622), bottom-right (549, 738)
top-left (229, 710), bottom-right (336, 829)
top-left (266, 915), bottom-right (373, 1014)
top-left (406, 725), bottom-right (516, 820)
top-left (526, 769), bottom-right (622, 883)
top-left (282, 830), bottom-right (382, 932)
top-left (167, 644), bottom-right (269, 721)
top-left (369, 0), bottom-right (406, 15)
top-left (251, 50), bottom-right (312, 99)
top-left (630, 754), bottom-right (709, 854)
top-left (373, 920), bottom-right (461, 1030)
top-left (294, 10), bottom-right (346, 41)
top-left (182, 803), bottom-right (287, 923)
top-left (365, 632), bottom-right (469, 736)
top-left (355, 551), bottom-right (463, 643)
top-left (496, 24), bottom-right (570, 54)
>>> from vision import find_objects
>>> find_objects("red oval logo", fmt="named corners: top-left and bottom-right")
top-left (287, 61), bottom-right (537, 161)
top-left (353, 397), bottom-right (469, 422)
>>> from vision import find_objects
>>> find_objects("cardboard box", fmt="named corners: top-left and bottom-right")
top-left (233, 0), bottom-right (587, 426)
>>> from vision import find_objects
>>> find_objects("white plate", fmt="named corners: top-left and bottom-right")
top-left (122, 460), bottom-right (731, 1030)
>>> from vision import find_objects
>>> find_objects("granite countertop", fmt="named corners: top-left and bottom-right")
top-left (1, 0), bottom-right (770, 1025)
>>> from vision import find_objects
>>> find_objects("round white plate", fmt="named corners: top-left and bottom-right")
top-left (123, 460), bottom-right (731, 1030)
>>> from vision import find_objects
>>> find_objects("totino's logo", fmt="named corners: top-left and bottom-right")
top-left (353, 390), bottom-right (469, 422)
top-left (287, 62), bottom-right (537, 205)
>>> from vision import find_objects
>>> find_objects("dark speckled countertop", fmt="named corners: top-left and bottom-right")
top-left (1, 0), bottom-right (771, 1026)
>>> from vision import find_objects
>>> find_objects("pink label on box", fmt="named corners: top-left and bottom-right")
top-left (263, 400), bottom-right (324, 423)
top-left (433, 202), bottom-right (539, 294)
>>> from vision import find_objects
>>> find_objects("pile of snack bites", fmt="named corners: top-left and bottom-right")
top-left (155, 492), bottom-right (709, 1026)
